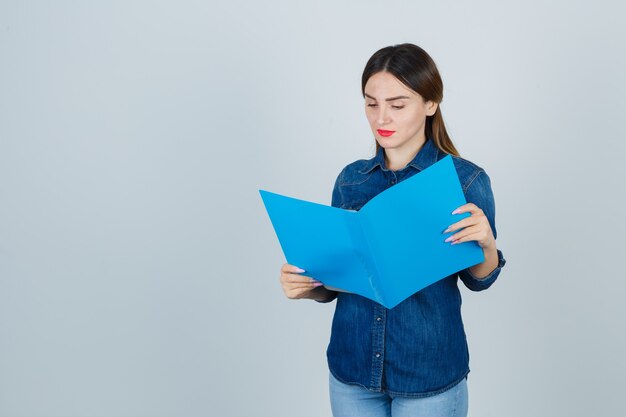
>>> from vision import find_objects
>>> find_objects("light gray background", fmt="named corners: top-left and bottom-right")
top-left (1, 1), bottom-right (625, 416)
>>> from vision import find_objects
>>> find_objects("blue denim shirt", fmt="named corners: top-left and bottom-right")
top-left (323, 139), bottom-right (506, 397)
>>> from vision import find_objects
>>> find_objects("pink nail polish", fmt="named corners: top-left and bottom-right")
top-left (444, 236), bottom-right (454, 243)
top-left (294, 267), bottom-right (305, 273)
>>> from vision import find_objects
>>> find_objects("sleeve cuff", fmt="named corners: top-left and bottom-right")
top-left (459, 249), bottom-right (506, 291)
top-left (315, 289), bottom-right (338, 303)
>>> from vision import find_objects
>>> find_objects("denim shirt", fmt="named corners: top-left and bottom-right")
top-left (322, 139), bottom-right (506, 397)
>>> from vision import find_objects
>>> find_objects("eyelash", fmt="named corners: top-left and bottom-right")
top-left (367, 104), bottom-right (405, 109)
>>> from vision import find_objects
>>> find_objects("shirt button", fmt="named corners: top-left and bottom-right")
top-left (375, 353), bottom-right (381, 358)
top-left (376, 317), bottom-right (382, 321)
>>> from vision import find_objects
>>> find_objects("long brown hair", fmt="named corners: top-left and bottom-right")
top-left (361, 43), bottom-right (459, 156)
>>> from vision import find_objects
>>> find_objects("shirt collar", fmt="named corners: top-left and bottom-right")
top-left (358, 139), bottom-right (441, 174)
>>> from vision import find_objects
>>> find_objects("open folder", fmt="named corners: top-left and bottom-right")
top-left (259, 155), bottom-right (484, 309)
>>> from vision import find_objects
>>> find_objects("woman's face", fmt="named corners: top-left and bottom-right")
top-left (364, 71), bottom-right (437, 154)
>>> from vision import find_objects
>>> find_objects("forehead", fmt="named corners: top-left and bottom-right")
top-left (364, 72), bottom-right (416, 98)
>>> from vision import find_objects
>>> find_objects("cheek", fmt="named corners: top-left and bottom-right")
top-left (401, 110), bottom-right (427, 127)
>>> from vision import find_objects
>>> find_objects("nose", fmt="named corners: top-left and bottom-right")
top-left (376, 105), bottom-right (390, 126)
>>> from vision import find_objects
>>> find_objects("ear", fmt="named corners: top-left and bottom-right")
top-left (426, 101), bottom-right (438, 117)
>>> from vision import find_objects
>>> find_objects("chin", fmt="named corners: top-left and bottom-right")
top-left (375, 138), bottom-right (400, 149)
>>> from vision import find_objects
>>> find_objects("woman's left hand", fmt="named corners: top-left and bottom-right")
top-left (443, 203), bottom-right (496, 250)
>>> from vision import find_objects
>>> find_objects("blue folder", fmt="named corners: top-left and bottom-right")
top-left (259, 155), bottom-right (484, 309)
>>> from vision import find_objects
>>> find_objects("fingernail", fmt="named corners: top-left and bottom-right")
top-left (313, 282), bottom-right (324, 287)
top-left (451, 209), bottom-right (460, 215)
top-left (294, 267), bottom-right (305, 273)
top-left (444, 236), bottom-right (454, 243)
top-left (442, 227), bottom-right (451, 234)
top-left (451, 241), bottom-right (459, 245)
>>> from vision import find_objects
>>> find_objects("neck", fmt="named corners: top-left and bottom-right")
top-left (383, 135), bottom-right (427, 171)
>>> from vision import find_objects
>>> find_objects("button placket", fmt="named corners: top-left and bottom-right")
top-left (370, 305), bottom-right (387, 390)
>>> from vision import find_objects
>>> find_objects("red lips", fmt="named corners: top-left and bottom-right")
top-left (377, 129), bottom-right (396, 137)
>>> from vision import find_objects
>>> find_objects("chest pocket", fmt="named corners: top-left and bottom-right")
top-left (337, 172), bottom-right (380, 210)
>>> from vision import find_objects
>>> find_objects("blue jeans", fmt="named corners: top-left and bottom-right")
top-left (329, 372), bottom-right (468, 417)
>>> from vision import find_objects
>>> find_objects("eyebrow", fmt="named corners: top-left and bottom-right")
top-left (364, 93), bottom-right (411, 101)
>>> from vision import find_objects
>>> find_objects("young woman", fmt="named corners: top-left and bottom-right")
top-left (279, 43), bottom-right (506, 417)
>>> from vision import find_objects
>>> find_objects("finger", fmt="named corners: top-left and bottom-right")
top-left (283, 274), bottom-right (320, 284)
top-left (280, 271), bottom-right (320, 284)
top-left (286, 287), bottom-right (310, 299)
top-left (444, 225), bottom-right (483, 243)
top-left (451, 231), bottom-right (485, 245)
top-left (285, 283), bottom-right (324, 299)
top-left (285, 282), bottom-right (323, 293)
top-left (451, 203), bottom-right (483, 216)
top-left (450, 227), bottom-right (489, 245)
top-left (281, 263), bottom-right (306, 274)
top-left (443, 216), bottom-right (480, 234)
top-left (280, 264), bottom-right (312, 284)
top-left (294, 280), bottom-right (324, 289)
top-left (286, 289), bottom-right (312, 300)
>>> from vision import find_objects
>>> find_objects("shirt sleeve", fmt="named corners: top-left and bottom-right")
top-left (457, 170), bottom-right (506, 292)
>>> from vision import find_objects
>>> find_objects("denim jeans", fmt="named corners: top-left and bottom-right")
top-left (329, 372), bottom-right (468, 417)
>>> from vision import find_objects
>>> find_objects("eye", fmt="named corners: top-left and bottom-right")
top-left (367, 103), bottom-right (378, 108)
top-left (392, 105), bottom-right (405, 110)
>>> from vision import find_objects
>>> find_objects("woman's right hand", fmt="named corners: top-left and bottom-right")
top-left (279, 263), bottom-right (327, 300)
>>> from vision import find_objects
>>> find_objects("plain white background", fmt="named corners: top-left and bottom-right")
top-left (1, 1), bottom-right (625, 416)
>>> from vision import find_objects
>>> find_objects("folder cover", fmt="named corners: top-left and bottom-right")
top-left (259, 155), bottom-right (484, 309)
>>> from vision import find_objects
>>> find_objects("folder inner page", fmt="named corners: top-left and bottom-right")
top-left (259, 190), bottom-right (375, 300)
top-left (359, 156), bottom-right (483, 308)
